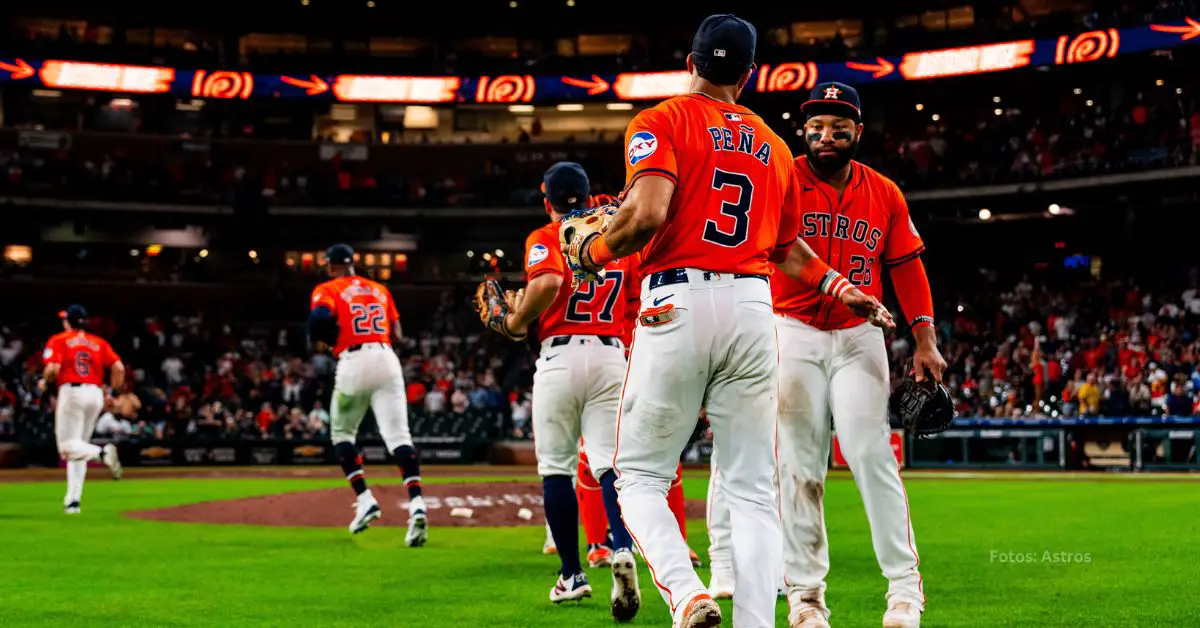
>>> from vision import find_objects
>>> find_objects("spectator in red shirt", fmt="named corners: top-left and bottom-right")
top-left (255, 403), bottom-right (276, 437)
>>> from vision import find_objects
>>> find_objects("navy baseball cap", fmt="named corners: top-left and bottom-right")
top-left (542, 162), bottom-right (590, 210)
top-left (325, 243), bottom-right (355, 265)
top-left (802, 82), bottom-right (862, 122)
top-left (59, 304), bottom-right (88, 322)
top-left (691, 14), bottom-right (757, 75)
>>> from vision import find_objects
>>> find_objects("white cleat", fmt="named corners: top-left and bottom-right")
top-left (610, 549), bottom-right (641, 622)
top-left (549, 572), bottom-right (592, 603)
top-left (64, 501), bottom-right (81, 515)
top-left (405, 511), bottom-right (428, 547)
top-left (102, 443), bottom-right (123, 480)
top-left (882, 600), bottom-right (921, 628)
top-left (708, 572), bottom-right (735, 600)
top-left (348, 491), bottom-right (382, 535)
top-left (791, 607), bottom-right (831, 628)
top-left (676, 594), bottom-right (722, 628)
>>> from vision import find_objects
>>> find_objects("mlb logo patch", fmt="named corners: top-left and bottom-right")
top-left (723, 112), bottom-right (742, 122)
top-left (627, 131), bottom-right (658, 165)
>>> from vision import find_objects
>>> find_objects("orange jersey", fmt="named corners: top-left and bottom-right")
top-left (43, 330), bottom-right (120, 386)
top-left (310, 275), bottom-right (398, 356)
top-left (623, 93), bottom-right (800, 276)
top-left (773, 157), bottom-right (925, 330)
top-left (525, 221), bottom-right (641, 342)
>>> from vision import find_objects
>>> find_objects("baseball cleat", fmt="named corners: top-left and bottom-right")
top-left (101, 443), bottom-right (122, 480)
top-left (708, 572), bottom-right (734, 600)
top-left (882, 600), bottom-right (921, 628)
top-left (587, 544), bottom-right (613, 568)
top-left (348, 491), bottom-right (382, 535)
top-left (677, 593), bottom-right (721, 628)
top-left (790, 608), bottom-right (831, 628)
top-left (405, 511), bottom-right (428, 547)
top-left (64, 501), bottom-right (81, 515)
top-left (609, 549), bottom-right (640, 622)
top-left (689, 548), bottom-right (703, 568)
top-left (550, 572), bottom-right (593, 603)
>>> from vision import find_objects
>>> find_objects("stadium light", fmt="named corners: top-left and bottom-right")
top-left (993, 96), bottom-right (1001, 103)
top-left (1048, 203), bottom-right (1061, 215)
top-left (509, 0), bottom-right (517, 7)
top-left (508, 104), bottom-right (534, 113)
top-left (915, 103), bottom-right (924, 111)
top-left (129, 249), bottom-right (139, 257)
top-left (494, 249), bottom-right (504, 258)
top-left (567, 0), bottom-right (575, 5)
top-left (795, 129), bottom-right (803, 136)
top-left (994, 108), bottom-right (1003, 116)
top-left (1155, 79), bottom-right (1164, 86)
top-left (978, 208), bottom-right (992, 220)
top-left (366, 0), bottom-right (375, 6)
top-left (605, 103), bottom-right (633, 111)
top-left (1086, 99), bottom-right (1094, 107)
top-left (466, 251), bottom-right (475, 258)
top-left (483, 252), bottom-right (493, 261)
top-left (556, 103), bottom-right (584, 111)
top-left (957, 305), bottom-right (964, 312)
top-left (1073, 88), bottom-right (1082, 95)
top-left (248, 250), bottom-right (258, 260)
top-left (931, 113), bottom-right (941, 121)
top-left (782, 112), bottom-right (791, 120)
top-left (199, 249), bottom-right (209, 258)
top-left (1177, 88), bottom-right (1184, 95)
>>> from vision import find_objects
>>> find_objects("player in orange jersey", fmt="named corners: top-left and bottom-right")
top-left (40, 305), bottom-right (125, 513)
top-left (309, 244), bottom-right (427, 546)
top-left (489, 162), bottom-right (644, 612)
top-left (773, 82), bottom-right (945, 628)
top-left (560, 15), bottom-right (890, 628)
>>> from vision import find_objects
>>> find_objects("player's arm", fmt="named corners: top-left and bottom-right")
top-left (506, 229), bottom-right (565, 336)
top-left (506, 273), bottom-right (562, 336)
top-left (386, 291), bottom-right (403, 344)
top-left (583, 110), bottom-right (677, 267)
top-left (39, 339), bottom-right (62, 390)
top-left (308, 286), bottom-right (338, 353)
top-left (883, 184), bottom-right (945, 381)
top-left (104, 342), bottom-right (125, 392)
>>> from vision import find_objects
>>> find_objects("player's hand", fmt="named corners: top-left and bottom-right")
top-left (841, 288), bottom-right (895, 329)
top-left (36, 379), bottom-right (47, 394)
top-left (559, 206), bottom-right (616, 288)
top-left (502, 289), bottom-right (528, 336)
top-left (912, 341), bottom-right (947, 383)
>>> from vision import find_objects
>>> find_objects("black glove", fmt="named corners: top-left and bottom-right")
top-left (890, 377), bottom-right (955, 438)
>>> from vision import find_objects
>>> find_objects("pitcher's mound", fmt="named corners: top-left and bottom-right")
top-left (128, 481), bottom-right (706, 528)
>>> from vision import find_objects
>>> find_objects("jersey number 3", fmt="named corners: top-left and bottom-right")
top-left (703, 168), bottom-right (753, 247)
top-left (566, 271), bottom-right (624, 323)
top-left (350, 303), bottom-right (387, 335)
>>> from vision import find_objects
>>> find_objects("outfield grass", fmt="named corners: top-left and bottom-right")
top-left (1, 470), bottom-right (1198, 627)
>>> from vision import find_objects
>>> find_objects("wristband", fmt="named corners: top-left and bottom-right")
top-left (910, 316), bottom-right (935, 329)
top-left (586, 236), bottom-right (615, 268)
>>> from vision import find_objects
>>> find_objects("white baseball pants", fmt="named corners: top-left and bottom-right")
top-left (615, 269), bottom-right (781, 628)
top-left (532, 335), bottom-right (625, 479)
top-left (776, 317), bottom-right (924, 619)
top-left (55, 383), bottom-right (105, 507)
top-left (331, 344), bottom-right (412, 450)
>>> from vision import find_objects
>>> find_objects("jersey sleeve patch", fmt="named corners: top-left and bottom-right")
top-left (43, 348), bottom-right (54, 360)
top-left (527, 244), bottom-right (550, 267)
top-left (627, 131), bottom-right (658, 165)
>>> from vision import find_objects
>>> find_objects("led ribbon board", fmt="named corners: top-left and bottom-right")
top-left (0, 18), bottom-right (1196, 102)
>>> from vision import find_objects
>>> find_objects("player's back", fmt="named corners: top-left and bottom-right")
top-left (311, 275), bottom-right (397, 356)
top-left (45, 330), bottom-right (117, 385)
top-left (625, 93), bottom-right (795, 276)
top-left (526, 221), bottom-right (640, 343)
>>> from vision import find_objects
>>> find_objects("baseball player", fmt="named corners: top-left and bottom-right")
top-left (309, 244), bottom-right (427, 546)
top-left (40, 305), bottom-right (124, 513)
top-left (773, 82), bottom-right (947, 628)
top-left (559, 16), bottom-right (890, 628)
top-left (479, 162), bottom-right (644, 617)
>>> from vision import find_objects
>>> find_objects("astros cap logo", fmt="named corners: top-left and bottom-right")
top-left (824, 86), bottom-right (841, 99)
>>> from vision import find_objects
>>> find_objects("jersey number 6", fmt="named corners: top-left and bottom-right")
top-left (350, 303), bottom-right (387, 335)
top-left (702, 168), bottom-right (753, 247)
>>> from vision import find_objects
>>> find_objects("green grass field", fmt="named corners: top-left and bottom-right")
top-left (1, 469), bottom-right (1198, 627)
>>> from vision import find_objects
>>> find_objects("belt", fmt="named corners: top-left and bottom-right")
top-left (549, 335), bottom-right (622, 348)
top-left (344, 342), bottom-right (389, 354)
top-left (65, 382), bottom-right (87, 388)
top-left (647, 268), bottom-right (768, 291)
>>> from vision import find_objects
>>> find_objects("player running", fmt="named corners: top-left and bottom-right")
top-left (774, 82), bottom-right (946, 628)
top-left (40, 305), bottom-right (124, 513)
top-left (559, 15), bottom-right (889, 628)
top-left (477, 162), bottom-right (644, 617)
top-left (309, 244), bottom-right (427, 546)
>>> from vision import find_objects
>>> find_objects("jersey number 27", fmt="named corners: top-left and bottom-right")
top-left (566, 271), bottom-right (624, 323)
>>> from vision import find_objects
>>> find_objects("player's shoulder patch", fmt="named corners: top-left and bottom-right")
top-left (908, 216), bottom-right (920, 238)
top-left (627, 131), bottom-right (658, 166)
top-left (43, 348), bottom-right (54, 360)
top-left (527, 243), bottom-right (550, 267)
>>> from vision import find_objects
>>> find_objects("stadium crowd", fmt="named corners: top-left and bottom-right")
top-left (3, 268), bottom-right (1198, 448)
top-left (2, 84), bottom-right (1196, 207)
top-left (0, 288), bottom-right (533, 444)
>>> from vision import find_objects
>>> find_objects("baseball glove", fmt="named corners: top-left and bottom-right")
top-left (889, 377), bottom-right (955, 438)
top-left (559, 204), bottom-right (617, 286)
top-left (474, 279), bottom-right (527, 341)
